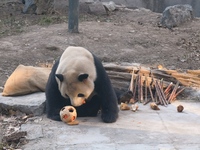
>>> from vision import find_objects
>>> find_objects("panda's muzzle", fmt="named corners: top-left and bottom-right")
top-left (67, 94), bottom-right (87, 106)
top-left (78, 93), bottom-right (86, 104)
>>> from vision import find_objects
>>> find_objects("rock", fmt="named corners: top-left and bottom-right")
top-left (22, 0), bottom-right (36, 14)
top-left (161, 4), bottom-right (194, 29)
top-left (22, 0), bottom-right (54, 14)
top-left (81, 0), bottom-right (94, 4)
top-left (21, 124), bottom-right (43, 140)
top-left (88, 2), bottom-right (107, 15)
top-left (102, 1), bottom-right (116, 12)
top-left (35, 0), bottom-right (54, 15)
top-left (0, 92), bottom-right (46, 116)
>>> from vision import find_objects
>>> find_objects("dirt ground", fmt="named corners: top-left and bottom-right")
top-left (0, 2), bottom-right (200, 90)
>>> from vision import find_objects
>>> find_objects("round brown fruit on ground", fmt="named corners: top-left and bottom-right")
top-left (177, 105), bottom-right (184, 112)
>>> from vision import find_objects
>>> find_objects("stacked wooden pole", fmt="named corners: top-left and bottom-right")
top-left (104, 63), bottom-right (200, 89)
top-left (103, 63), bottom-right (194, 105)
top-left (127, 68), bottom-right (185, 106)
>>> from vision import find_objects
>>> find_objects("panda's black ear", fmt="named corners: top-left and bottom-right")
top-left (55, 74), bottom-right (64, 82)
top-left (78, 73), bottom-right (89, 81)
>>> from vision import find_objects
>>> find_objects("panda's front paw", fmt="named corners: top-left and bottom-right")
top-left (101, 112), bottom-right (118, 123)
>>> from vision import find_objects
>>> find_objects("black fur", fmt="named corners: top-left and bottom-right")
top-left (78, 73), bottom-right (89, 81)
top-left (45, 53), bottom-right (119, 123)
top-left (55, 74), bottom-right (64, 82)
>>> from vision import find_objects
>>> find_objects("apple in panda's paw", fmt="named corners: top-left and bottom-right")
top-left (60, 106), bottom-right (79, 125)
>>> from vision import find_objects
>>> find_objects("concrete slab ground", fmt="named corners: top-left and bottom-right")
top-left (0, 92), bottom-right (45, 116)
top-left (20, 100), bottom-right (200, 150)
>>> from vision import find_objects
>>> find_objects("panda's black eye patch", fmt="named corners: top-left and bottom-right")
top-left (78, 93), bottom-right (84, 97)
top-left (69, 108), bottom-right (74, 112)
top-left (61, 107), bottom-right (65, 111)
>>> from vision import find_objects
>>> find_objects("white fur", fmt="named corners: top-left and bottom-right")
top-left (55, 46), bottom-right (97, 106)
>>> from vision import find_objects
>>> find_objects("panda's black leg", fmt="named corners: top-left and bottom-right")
top-left (45, 80), bottom-right (66, 121)
top-left (76, 95), bottom-right (101, 117)
top-left (101, 113), bottom-right (118, 123)
top-left (101, 100), bottom-right (119, 123)
top-left (46, 95), bottom-right (66, 121)
top-left (97, 81), bottom-right (119, 123)
top-left (45, 59), bottom-right (71, 121)
top-left (46, 90), bottom-right (71, 121)
top-left (93, 54), bottom-right (119, 123)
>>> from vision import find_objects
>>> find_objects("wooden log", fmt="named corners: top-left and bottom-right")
top-left (171, 72), bottom-right (200, 81)
top-left (157, 69), bottom-right (178, 74)
top-left (168, 81), bottom-right (180, 102)
top-left (145, 76), bottom-right (148, 103)
top-left (164, 82), bottom-right (173, 94)
top-left (107, 71), bottom-right (131, 81)
top-left (172, 78), bottom-right (200, 87)
top-left (171, 87), bottom-right (186, 101)
top-left (140, 74), bottom-right (144, 103)
top-left (133, 75), bottom-right (139, 100)
top-left (134, 69), bottom-right (178, 83)
top-left (155, 80), bottom-right (164, 105)
top-left (129, 68), bottom-right (135, 92)
top-left (143, 99), bottom-right (152, 105)
top-left (187, 70), bottom-right (200, 76)
top-left (110, 80), bottom-right (130, 91)
top-left (138, 74), bottom-right (141, 102)
top-left (102, 63), bottom-right (200, 100)
top-left (154, 92), bottom-right (158, 104)
top-left (148, 83), bottom-right (155, 102)
top-left (108, 69), bottom-right (200, 89)
top-left (156, 80), bottom-right (168, 106)
top-left (106, 68), bottom-right (177, 89)
top-left (105, 63), bottom-right (200, 87)
top-left (103, 63), bottom-right (139, 73)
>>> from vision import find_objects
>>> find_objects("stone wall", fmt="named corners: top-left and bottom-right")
top-left (2, 0), bottom-right (200, 16)
top-left (53, 0), bottom-right (200, 17)
top-left (100, 0), bottom-right (200, 17)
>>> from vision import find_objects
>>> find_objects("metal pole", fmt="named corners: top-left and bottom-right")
top-left (68, 0), bottom-right (79, 33)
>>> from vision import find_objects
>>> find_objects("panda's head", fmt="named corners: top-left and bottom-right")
top-left (55, 71), bottom-right (95, 107)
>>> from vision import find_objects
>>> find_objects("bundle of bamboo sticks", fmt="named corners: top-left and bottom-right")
top-left (128, 69), bottom-right (185, 106)
top-left (102, 63), bottom-right (200, 105)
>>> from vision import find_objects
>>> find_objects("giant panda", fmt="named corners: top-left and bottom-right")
top-left (45, 46), bottom-right (119, 123)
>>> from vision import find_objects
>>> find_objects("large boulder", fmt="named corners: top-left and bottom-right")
top-left (161, 4), bottom-right (194, 29)
top-left (88, 1), bottom-right (107, 15)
